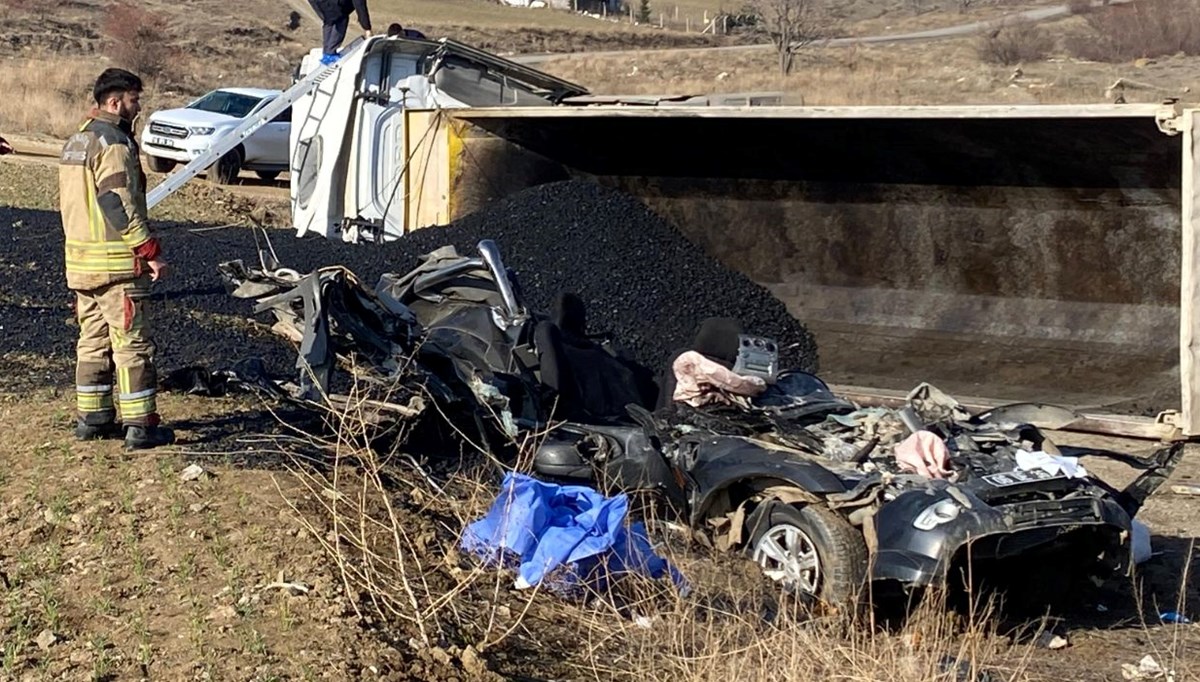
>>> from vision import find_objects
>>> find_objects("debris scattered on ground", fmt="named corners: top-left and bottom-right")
top-left (1035, 632), bottom-right (1070, 650)
top-left (1121, 654), bottom-right (1175, 681)
top-left (180, 464), bottom-right (208, 482)
top-left (260, 570), bottom-right (311, 596)
top-left (1159, 611), bottom-right (1191, 625)
top-left (1169, 484), bottom-right (1200, 496)
top-left (35, 629), bottom-right (58, 651)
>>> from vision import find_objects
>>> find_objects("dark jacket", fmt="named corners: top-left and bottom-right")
top-left (308, 0), bottom-right (371, 29)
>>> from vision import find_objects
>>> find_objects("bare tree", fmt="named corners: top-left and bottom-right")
top-left (747, 0), bottom-right (834, 75)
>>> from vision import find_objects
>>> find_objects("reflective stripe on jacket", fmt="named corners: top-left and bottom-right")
top-left (59, 111), bottom-right (153, 291)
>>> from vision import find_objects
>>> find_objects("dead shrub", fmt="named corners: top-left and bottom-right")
top-left (102, 2), bottom-right (175, 79)
top-left (1068, 0), bottom-right (1200, 62)
top-left (1067, 0), bottom-right (1094, 14)
top-left (975, 19), bottom-right (1053, 66)
top-left (270, 375), bottom-right (1044, 681)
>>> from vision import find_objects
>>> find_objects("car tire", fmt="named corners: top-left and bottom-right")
top-left (146, 155), bottom-right (175, 173)
top-left (255, 170), bottom-right (281, 182)
top-left (208, 148), bottom-right (242, 185)
top-left (748, 502), bottom-right (868, 607)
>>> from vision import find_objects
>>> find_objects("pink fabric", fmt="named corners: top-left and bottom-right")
top-left (894, 430), bottom-right (951, 479)
top-left (671, 350), bottom-right (767, 407)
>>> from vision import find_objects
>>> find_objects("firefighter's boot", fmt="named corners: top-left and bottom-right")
top-left (124, 424), bottom-right (176, 450)
top-left (75, 419), bottom-right (124, 441)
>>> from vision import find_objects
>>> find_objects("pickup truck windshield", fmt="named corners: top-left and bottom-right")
top-left (188, 91), bottom-right (264, 118)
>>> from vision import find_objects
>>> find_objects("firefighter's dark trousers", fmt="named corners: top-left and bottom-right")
top-left (74, 282), bottom-right (159, 427)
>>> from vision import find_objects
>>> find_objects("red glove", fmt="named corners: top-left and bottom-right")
top-left (133, 238), bottom-right (162, 262)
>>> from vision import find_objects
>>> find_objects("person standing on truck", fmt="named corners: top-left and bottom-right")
top-left (59, 68), bottom-right (175, 450)
top-left (308, 0), bottom-right (373, 64)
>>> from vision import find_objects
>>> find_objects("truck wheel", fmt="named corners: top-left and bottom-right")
top-left (748, 502), bottom-right (868, 607)
top-left (146, 155), bottom-right (175, 173)
top-left (209, 148), bottom-right (242, 185)
top-left (255, 170), bottom-right (281, 182)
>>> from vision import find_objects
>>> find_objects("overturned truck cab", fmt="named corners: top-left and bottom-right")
top-left (289, 35), bottom-right (588, 244)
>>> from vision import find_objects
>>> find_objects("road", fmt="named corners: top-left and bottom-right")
top-left (512, 0), bottom-right (1128, 64)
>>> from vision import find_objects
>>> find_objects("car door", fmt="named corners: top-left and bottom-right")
top-left (256, 106), bottom-right (291, 166)
top-left (243, 98), bottom-right (289, 166)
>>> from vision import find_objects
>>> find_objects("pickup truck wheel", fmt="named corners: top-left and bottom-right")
top-left (255, 170), bottom-right (281, 182)
top-left (146, 155), bottom-right (175, 173)
top-left (748, 502), bottom-right (868, 607)
top-left (208, 148), bottom-right (242, 185)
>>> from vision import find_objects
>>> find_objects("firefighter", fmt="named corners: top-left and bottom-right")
top-left (59, 68), bottom-right (174, 450)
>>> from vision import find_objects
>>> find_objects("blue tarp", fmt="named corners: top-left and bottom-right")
top-left (461, 472), bottom-right (685, 593)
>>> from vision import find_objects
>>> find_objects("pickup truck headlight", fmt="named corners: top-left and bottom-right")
top-left (189, 126), bottom-right (215, 135)
top-left (913, 499), bottom-right (961, 531)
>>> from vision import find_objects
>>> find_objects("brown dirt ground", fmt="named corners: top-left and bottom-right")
top-left (0, 386), bottom-right (1197, 681)
top-left (0, 393), bottom-right (397, 680)
top-left (3, 2), bottom-right (1200, 673)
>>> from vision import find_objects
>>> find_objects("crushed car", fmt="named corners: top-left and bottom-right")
top-left (219, 239), bottom-right (1184, 607)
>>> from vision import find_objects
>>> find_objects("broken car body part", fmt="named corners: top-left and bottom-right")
top-left (220, 240), bottom-right (1185, 606)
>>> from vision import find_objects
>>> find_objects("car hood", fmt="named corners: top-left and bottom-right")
top-left (148, 108), bottom-right (240, 128)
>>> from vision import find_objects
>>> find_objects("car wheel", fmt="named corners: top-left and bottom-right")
top-left (748, 502), bottom-right (868, 606)
top-left (209, 148), bottom-right (242, 185)
top-left (146, 155), bottom-right (175, 173)
top-left (255, 170), bottom-right (281, 182)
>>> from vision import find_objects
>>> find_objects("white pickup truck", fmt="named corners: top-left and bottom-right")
top-left (141, 87), bottom-right (291, 183)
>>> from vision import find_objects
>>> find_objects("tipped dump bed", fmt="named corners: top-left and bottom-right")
top-left (306, 98), bottom-right (1200, 438)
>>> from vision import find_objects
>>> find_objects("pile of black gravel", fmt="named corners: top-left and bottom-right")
top-left (381, 180), bottom-right (818, 373)
top-left (1, 180), bottom-right (816, 387)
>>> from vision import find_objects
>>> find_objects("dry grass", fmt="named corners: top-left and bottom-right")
top-left (273, 377), bottom-right (1038, 681)
top-left (0, 55), bottom-right (97, 140)
top-left (0, 392), bottom-right (392, 679)
top-left (540, 31), bottom-right (1200, 104)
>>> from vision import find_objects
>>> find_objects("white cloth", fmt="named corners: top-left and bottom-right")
top-left (1014, 449), bottom-right (1089, 479)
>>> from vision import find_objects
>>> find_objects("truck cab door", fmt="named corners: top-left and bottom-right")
top-left (351, 50), bottom-right (422, 239)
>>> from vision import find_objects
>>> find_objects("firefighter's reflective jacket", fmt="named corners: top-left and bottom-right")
top-left (58, 111), bottom-right (161, 292)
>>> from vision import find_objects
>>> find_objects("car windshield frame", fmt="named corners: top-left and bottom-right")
top-left (186, 90), bottom-right (267, 119)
